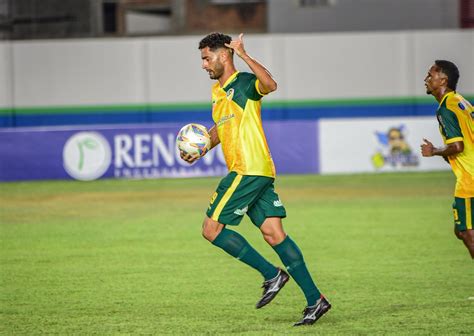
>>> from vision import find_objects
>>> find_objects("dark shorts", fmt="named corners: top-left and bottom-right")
top-left (452, 197), bottom-right (473, 232)
top-left (206, 171), bottom-right (287, 227)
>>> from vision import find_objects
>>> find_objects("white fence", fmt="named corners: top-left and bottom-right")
top-left (0, 30), bottom-right (472, 109)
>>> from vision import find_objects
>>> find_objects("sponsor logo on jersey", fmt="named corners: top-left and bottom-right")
top-left (437, 113), bottom-right (446, 129)
top-left (217, 113), bottom-right (235, 126)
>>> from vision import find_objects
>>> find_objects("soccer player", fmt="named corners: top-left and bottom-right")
top-left (421, 60), bottom-right (474, 259)
top-left (180, 32), bottom-right (331, 326)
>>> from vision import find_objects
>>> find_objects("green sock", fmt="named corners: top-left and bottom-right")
top-left (273, 235), bottom-right (321, 306)
top-left (212, 228), bottom-right (279, 280)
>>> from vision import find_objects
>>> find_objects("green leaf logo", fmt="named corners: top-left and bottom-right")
top-left (77, 138), bottom-right (99, 171)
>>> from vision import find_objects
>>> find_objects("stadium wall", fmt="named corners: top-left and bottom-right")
top-left (0, 30), bottom-right (472, 127)
top-left (0, 42), bottom-right (13, 126)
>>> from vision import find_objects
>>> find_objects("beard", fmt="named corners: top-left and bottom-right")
top-left (208, 63), bottom-right (224, 80)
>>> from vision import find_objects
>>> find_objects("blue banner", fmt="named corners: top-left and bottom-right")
top-left (0, 121), bottom-right (319, 182)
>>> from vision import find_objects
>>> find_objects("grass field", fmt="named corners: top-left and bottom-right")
top-left (1, 171), bottom-right (473, 335)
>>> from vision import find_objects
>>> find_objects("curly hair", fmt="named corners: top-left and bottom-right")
top-left (198, 32), bottom-right (232, 51)
top-left (435, 60), bottom-right (460, 91)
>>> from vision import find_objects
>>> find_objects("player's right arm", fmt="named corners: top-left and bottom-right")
top-left (420, 138), bottom-right (463, 157)
top-left (421, 105), bottom-right (464, 158)
top-left (225, 33), bottom-right (277, 95)
top-left (208, 124), bottom-right (220, 149)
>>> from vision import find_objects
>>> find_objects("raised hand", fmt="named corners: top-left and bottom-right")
top-left (225, 33), bottom-right (246, 58)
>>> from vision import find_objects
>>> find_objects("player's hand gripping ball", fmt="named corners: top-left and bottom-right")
top-left (176, 123), bottom-right (211, 158)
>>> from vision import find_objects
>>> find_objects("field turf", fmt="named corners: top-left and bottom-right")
top-left (1, 171), bottom-right (473, 335)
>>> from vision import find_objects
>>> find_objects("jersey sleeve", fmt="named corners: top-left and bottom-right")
top-left (243, 73), bottom-right (265, 101)
top-left (438, 106), bottom-right (463, 144)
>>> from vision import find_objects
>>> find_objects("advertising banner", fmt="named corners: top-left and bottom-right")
top-left (0, 121), bottom-right (319, 182)
top-left (319, 117), bottom-right (450, 174)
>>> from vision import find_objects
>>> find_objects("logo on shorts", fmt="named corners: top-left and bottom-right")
top-left (234, 206), bottom-right (248, 216)
top-left (273, 200), bottom-right (283, 207)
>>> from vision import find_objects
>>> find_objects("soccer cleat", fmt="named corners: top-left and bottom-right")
top-left (293, 296), bottom-right (331, 326)
top-left (255, 268), bottom-right (290, 309)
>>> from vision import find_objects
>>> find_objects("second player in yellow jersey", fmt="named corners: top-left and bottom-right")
top-left (421, 60), bottom-right (474, 259)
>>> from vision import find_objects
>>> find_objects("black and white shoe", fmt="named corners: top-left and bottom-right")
top-left (255, 268), bottom-right (290, 309)
top-left (293, 296), bottom-right (331, 326)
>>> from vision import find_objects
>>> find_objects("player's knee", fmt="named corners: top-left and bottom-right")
top-left (454, 228), bottom-right (464, 240)
top-left (262, 230), bottom-right (286, 246)
top-left (263, 234), bottom-right (281, 246)
top-left (260, 218), bottom-right (286, 246)
top-left (201, 217), bottom-right (223, 242)
top-left (201, 223), bottom-right (213, 242)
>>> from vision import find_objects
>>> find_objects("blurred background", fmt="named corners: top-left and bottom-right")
top-left (1, 0), bottom-right (473, 39)
top-left (0, 0), bottom-right (473, 181)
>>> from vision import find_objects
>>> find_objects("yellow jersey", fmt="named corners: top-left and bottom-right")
top-left (436, 91), bottom-right (474, 197)
top-left (211, 71), bottom-right (275, 177)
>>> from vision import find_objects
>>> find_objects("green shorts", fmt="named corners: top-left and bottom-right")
top-left (452, 197), bottom-right (473, 232)
top-left (206, 171), bottom-right (287, 227)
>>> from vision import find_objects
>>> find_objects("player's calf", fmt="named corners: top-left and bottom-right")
top-left (455, 228), bottom-right (474, 259)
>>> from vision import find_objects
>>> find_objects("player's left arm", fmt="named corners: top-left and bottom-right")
top-left (225, 33), bottom-right (277, 95)
top-left (180, 124), bottom-right (220, 164)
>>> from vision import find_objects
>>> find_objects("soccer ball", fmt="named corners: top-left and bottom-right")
top-left (176, 123), bottom-right (211, 157)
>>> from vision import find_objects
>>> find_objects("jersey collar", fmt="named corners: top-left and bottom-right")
top-left (439, 91), bottom-right (455, 107)
top-left (221, 71), bottom-right (239, 89)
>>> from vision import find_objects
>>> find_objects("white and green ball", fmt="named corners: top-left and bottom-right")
top-left (176, 123), bottom-right (211, 157)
